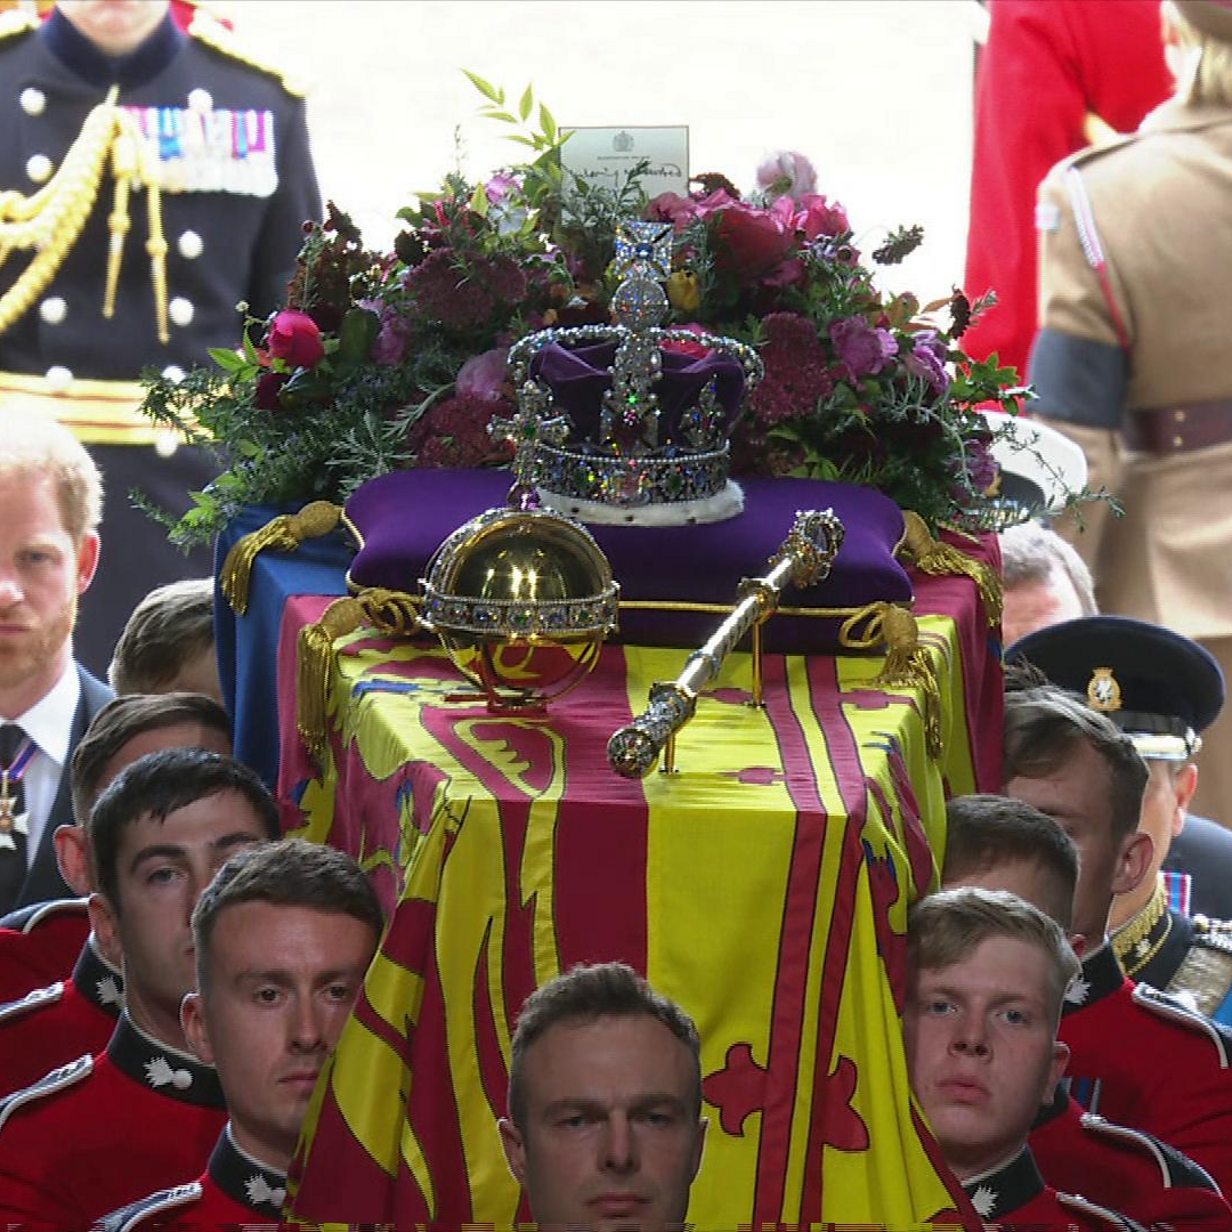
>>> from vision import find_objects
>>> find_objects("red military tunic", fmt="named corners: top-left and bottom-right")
top-left (0, 898), bottom-right (90, 1000)
top-left (963, 0), bottom-right (1171, 378)
top-left (0, 938), bottom-right (122, 1097)
top-left (961, 1145), bottom-right (1144, 1229)
top-left (1059, 942), bottom-right (1232, 1195)
top-left (96, 1126), bottom-right (287, 1229)
top-left (1030, 1085), bottom-right (1232, 1229)
top-left (0, 1011), bottom-right (226, 1226)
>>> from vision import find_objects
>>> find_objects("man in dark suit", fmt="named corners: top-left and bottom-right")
top-left (0, 0), bottom-right (322, 675)
top-left (0, 410), bottom-right (112, 916)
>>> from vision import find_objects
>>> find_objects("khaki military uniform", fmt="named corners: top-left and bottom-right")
top-left (1028, 98), bottom-right (1232, 825)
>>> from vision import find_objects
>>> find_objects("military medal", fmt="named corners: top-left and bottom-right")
top-left (0, 733), bottom-right (34, 851)
top-left (0, 772), bottom-right (15, 845)
top-left (0, 771), bottom-right (26, 851)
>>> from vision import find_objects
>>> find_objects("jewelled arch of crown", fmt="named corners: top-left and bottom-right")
top-left (501, 220), bottom-right (764, 526)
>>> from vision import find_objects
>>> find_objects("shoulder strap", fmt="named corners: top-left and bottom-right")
top-left (1057, 1190), bottom-right (1148, 1230)
top-left (0, 1053), bottom-right (92, 1133)
top-left (1062, 167), bottom-right (1131, 352)
top-left (8, 896), bottom-right (88, 934)
top-left (1132, 982), bottom-right (1232, 1066)
top-left (95, 1182), bottom-right (204, 1232)
top-left (0, 980), bottom-right (65, 1025)
top-left (1079, 1112), bottom-right (1218, 1190)
top-left (187, 12), bottom-right (306, 97)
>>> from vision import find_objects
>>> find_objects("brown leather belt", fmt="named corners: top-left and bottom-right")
top-left (1124, 400), bottom-right (1232, 455)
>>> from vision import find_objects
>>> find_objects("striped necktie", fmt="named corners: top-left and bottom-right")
top-left (0, 723), bottom-right (32, 912)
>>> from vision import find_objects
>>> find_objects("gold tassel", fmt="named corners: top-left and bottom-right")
top-left (838, 600), bottom-right (901, 652)
top-left (296, 596), bottom-right (369, 758)
top-left (899, 510), bottom-right (1003, 628)
top-left (219, 501), bottom-right (343, 615)
top-left (295, 588), bottom-right (425, 758)
top-left (871, 604), bottom-right (943, 760)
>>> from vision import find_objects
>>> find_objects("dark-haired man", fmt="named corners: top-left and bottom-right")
top-left (994, 683), bottom-right (1232, 1198)
top-left (498, 961), bottom-right (707, 1232)
top-left (0, 747), bottom-right (279, 1225)
top-left (1009, 614), bottom-right (1232, 1022)
top-left (98, 838), bottom-right (382, 1226)
top-left (0, 692), bottom-right (231, 1093)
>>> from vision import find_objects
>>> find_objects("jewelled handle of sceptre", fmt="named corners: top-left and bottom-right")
top-left (606, 509), bottom-right (845, 779)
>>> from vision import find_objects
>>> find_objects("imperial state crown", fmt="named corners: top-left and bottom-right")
top-left (505, 219), bottom-right (764, 526)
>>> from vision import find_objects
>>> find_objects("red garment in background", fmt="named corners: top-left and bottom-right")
top-left (963, 0), bottom-right (1171, 378)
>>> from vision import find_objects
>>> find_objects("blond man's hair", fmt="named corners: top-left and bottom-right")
top-left (1165, 1), bottom-right (1232, 107)
top-left (0, 412), bottom-right (102, 542)
top-left (908, 887), bottom-right (1080, 1022)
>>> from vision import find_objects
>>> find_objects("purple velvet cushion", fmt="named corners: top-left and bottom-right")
top-left (345, 469), bottom-right (911, 654)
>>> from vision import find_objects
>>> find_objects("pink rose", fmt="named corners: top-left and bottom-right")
top-left (455, 347), bottom-right (510, 402)
top-left (645, 192), bottom-right (700, 231)
top-left (267, 310), bottom-right (325, 369)
top-left (793, 194), bottom-right (850, 241)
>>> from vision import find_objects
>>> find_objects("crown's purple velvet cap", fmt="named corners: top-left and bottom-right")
top-left (346, 469), bottom-right (911, 654)
top-left (528, 341), bottom-right (749, 438)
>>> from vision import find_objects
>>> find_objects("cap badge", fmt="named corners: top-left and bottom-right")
top-left (1087, 667), bottom-right (1122, 712)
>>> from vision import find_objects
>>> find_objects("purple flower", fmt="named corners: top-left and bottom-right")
top-left (484, 172), bottom-right (521, 204)
top-left (904, 330), bottom-right (950, 396)
top-left (455, 347), bottom-right (509, 402)
top-left (829, 316), bottom-right (898, 381)
top-left (964, 437), bottom-right (1000, 493)
top-left (371, 309), bottom-right (411, 367)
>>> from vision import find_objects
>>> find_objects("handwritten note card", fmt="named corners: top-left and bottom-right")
top-left (561, 126), bottom-right (689, 199)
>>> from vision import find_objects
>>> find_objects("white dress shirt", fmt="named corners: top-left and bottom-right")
top-left (6, 662), bottom-right (80, 869)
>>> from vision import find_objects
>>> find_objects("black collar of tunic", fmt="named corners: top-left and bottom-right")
top-left (962, 1146), bottom-right (1046, 1221)
top-left (1062, 941), bottom-right (1125, 1017)
top-left (71, 937), bottom-right (124, 1019)
top-left (209, 1125), bottom-right (287, 1216)
top-left (42, 8), bottom-right (184, 91)
top-left (106, 1010), bottom-right (225, 1108)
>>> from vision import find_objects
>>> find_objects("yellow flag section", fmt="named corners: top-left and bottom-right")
top-left (284, 597), bottom-right (993, 1226)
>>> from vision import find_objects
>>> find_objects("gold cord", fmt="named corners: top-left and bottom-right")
top-left (0, 88), bottom-right (172, 343)
top-left (219, 501), bottom-right (344, 615)
top-left (898, 510), bottom-right (1003, 628)
top-left (1112, 878), bottom-right (1171, 978)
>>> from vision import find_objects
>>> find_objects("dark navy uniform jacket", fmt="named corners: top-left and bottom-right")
top-left (0, 6), bottom-right (320, 376)
top-left (0, 7), bottom-right (321, 673)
